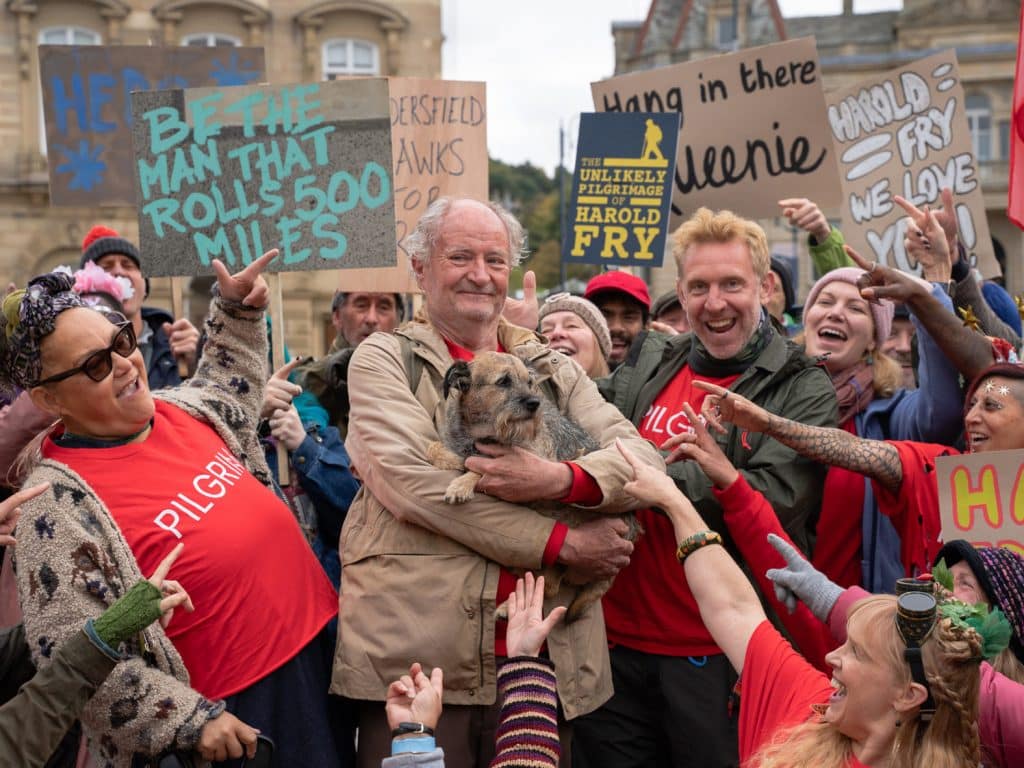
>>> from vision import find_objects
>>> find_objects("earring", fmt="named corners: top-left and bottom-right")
top-left (865, 351), bottom-right (874, 365)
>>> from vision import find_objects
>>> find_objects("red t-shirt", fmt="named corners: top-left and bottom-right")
top-left (812, 418), bottom-right (867, 589)
top-left (42, 400), bottom-right (338, 699)
top-left (602, 366), bottom-right (739, 655)
top-left (740, 621), bottom-right (868, 767)
top-left (872, 440), bottom-right (955, 578)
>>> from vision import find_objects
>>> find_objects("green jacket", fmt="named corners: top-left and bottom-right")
top-left (0, 625), bottom-right (116, 768)
top-left (597, 330), bottom-right (838, 553)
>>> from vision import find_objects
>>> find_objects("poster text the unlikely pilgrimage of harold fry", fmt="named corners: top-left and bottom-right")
top-left (825, 50), bottom-right (997, 277)
top-left (937, 450), bottom-right (1024, 556)
top-left (131, 79), bottom-right (396, 278)
top-left (564, 112), bottom-right (679, 267)
top-left (40, 45), bottom-right (265, 207)
top-left (590, 37), bottom-right (841, 225)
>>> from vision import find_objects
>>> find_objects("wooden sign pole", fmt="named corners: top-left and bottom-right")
top-left (169, 277), bottom-right (190, 379)
top-left (269, 273), bottom-right (289, 486)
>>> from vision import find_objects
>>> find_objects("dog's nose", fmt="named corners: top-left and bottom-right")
top-left (523, 396), bottom-right (541, 412)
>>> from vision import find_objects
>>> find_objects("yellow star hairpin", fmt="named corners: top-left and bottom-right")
top-left (1015, 294), bottom-right (1024, 322)
top-left (958, 305), bottom-right (981, 331)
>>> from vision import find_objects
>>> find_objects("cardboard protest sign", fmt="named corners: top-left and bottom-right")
top-left (591, 37), bottom-right (841, 225)
top-left (340, 78), bottom-right (488, 293)
top-left (130, 78), bottom-right (396, 277)
top-left (564, 112), bottom-right (679, 267)
top-left (825, 50), bottom-right (997, 276)
top-left (40, 45), bottom-right (265, 207)
top-left (937, 450), bottom-right (1024, 555)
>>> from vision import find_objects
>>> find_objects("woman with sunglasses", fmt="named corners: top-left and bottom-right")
top-left (2, 251), bottom-right (342, 768)
top-left (614, 438), bottom-right (1005, 768)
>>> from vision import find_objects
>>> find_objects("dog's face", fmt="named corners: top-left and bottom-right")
top-left (443, 352), bottom-right (543, 445)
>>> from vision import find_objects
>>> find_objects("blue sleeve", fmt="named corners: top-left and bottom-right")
top-left (981, 281), bottom-right (1023, 336)
top-left (291, 425), bottom-right (360, 548)
top-left (886, 284), bottom-right (963, 444)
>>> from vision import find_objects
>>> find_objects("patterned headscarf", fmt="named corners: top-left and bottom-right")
top-left (0, 271), bottom-right (85, 394)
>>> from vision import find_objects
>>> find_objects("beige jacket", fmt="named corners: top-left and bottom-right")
top-left (331, 317), bottom-right (662, 719)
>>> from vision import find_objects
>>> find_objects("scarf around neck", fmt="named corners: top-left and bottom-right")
top-left (688, 309), bottom-right (775, 377)
top-left (830, 359), bottom-right (876, 425)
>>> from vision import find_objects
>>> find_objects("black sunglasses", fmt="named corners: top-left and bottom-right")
top-left (36, 321), bottom-right (137, 386)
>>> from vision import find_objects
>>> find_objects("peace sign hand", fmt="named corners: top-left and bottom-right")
top-left (212, 248), bottom-right (279, 308)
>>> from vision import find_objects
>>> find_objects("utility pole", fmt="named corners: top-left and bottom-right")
top-left (558, 121), bottom-right (567, 290)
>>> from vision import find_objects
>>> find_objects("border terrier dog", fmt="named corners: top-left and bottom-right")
top-left (427, 351), bottom-right (640, 622)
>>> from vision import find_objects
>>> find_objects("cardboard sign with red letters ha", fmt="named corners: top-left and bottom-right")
top-left (937, 450), bottom-right (1024, 557)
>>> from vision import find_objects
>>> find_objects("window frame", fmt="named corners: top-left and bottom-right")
top-left (965, 93), bottom-right (993, 162)
top-left (181, 32), bottom-right (242, 48)
top-left (321, 38), bottom-right (380, 80)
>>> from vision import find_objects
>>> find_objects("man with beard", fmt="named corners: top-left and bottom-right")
top-left (584, 272), bottom-right (650, 369)
top-left (573, 208), bottom-right (837, 768)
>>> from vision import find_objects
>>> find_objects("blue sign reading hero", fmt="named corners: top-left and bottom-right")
top-left (564, 112), bottom-right (680, 268)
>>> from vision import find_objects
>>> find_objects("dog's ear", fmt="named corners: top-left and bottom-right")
top-left (443, 361), bottom-right (472, 399)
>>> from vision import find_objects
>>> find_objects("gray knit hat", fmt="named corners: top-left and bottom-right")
top-left (539, 292), bottom-right (612, 360)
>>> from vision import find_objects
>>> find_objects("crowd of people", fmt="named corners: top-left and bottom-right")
top-left (0, 187), bottom-right (1022, 768)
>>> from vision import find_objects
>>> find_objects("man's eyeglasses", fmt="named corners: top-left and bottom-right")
top-left (36, 321), bottom-right (137, 386)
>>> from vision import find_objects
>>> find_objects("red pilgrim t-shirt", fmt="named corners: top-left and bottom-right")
top-left (42, 400), bottom-right (338, 699)
top-left (812, 418), bottom-right (868, 589)
top-left (601, 365), bottom-right (738, 656)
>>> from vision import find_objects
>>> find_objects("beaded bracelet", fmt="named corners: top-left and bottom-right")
top-left (675, 530), bottom-right (724, 564)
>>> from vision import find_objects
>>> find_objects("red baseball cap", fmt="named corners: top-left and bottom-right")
top-left (584, 271), bottom-right (651, 313)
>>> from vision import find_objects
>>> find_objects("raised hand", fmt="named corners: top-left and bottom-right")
top-left (0, 482), bottom-right (49, 547)
top-left (505, 572), bottom-right (567, 658)
top-left (692, 381), bottom-right (771, 434)
top-left (261, 357), bottom-right (304, 419)
top-left (502, 270), bottom-right (539, 330)
top-left (212, 248), bottom-right (279, 307)
top-left (385, 662), bottom-right (444, 732)
top-left (764, 533), bottom-right (842, 621)
top-left (778, 198), bottom-right (831, 243)
top-left (893, 187), bottom-right (958, 257)
top-left (895, 198), bottom-right (953, 281)
top-left (845, 244), bottom-right (931, 305)
top-left (661, 403), bottom-right (739, 489)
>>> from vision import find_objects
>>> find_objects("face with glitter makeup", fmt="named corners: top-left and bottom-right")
top-left (964, 376), bottom-right (1024, 453)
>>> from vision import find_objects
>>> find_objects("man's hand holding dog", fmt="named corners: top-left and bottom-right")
top-left (464, 443), bottom-right (573, 503)
top-left (558, 518), bottom-right (634, 583)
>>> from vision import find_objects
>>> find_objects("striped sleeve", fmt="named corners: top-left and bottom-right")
top-left (490, 657), bottom-right (560, 768)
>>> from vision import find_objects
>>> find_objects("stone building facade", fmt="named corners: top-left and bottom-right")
top-left (0, 0), bottom-right (441, 354)
top-left (610, 0), bottom-right (1021, 302)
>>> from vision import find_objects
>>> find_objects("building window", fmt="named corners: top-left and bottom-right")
top-left (40, 27), bottom-right (101, 46)
top-left (182, 33), bottom-right (241, 47)
top-left (38, 28), bottom-right (102, 155)
top-left (715, 16), bottom-right (737, 49)
top-left (999, 119), bottom-right (1010, 161)
top-left (965, 93), bottom-right (992, 161)
top-left (322, 39), bottom-right (379, 79)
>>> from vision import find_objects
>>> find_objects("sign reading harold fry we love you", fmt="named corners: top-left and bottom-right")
top-left (564, 112), bottom-right (679, 267)
top-left (937, 449), bottom-right (1024, 556)
top-left (591, 37), bottom-right (841, 225)
top-left (825, 50), bottom-right (997, 277)
top-left (131, 79), bottom-right (396, 277)
top-left (40, 45), bottom-right (265, 207)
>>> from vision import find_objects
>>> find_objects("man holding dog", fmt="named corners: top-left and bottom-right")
top-left (334, 197), bottom-right (661, 768)
top-left (574, 208), bottom-right (838, 768)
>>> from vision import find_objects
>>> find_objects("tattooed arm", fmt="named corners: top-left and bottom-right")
top-left (692, 381), bottom-right (904, 493)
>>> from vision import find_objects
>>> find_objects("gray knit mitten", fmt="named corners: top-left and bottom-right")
top-left (92, 581), bottom-right (164, 647)
top-left (765, 534), bottom-right (843, 621)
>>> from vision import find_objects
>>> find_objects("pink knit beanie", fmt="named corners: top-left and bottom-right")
top-left (804, 267), bottom-right (894, 349)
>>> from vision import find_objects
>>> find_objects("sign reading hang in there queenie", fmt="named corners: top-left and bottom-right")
top-left (39, 45), bottom-right (265, 207)
top-left (340, 78), bottom-right (488, 293)
top-left (590, 37), bottom-right (841, 225)
top-left (130, 78), bottom-right (396, 277)
top-left (825, 50), bottom-right (998, 277)
top-left (563, 112), bottom-right (679, 267)
top-left (936, 450), bottom-right (1024, 556)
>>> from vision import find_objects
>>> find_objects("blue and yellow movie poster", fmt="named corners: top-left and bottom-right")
top-left (564, 112), bottom-right (680, 268)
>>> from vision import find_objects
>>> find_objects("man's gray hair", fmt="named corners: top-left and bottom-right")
top-left (405, 197), bottom-right (526, 272)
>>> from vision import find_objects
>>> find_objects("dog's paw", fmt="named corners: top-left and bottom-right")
top-left (444, 473), bottom-right (478, 504)
top-left (427, 441), bottom-right (465, 471)
top-left (494, 602), bottom-right (509, 621)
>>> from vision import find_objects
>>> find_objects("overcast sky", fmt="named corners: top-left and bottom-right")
top-left (441, 0), bottom-right (902, 174)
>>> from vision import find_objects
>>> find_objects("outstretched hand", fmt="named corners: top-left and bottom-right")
top-left (845, 245), bottom-right (931, 304)
top-left (385, 662), bottom-right (444, 731)
top-left (0, 482), bottom-right (49, 547)
top-left (505, 572), bottom-right (567, 657)
top-left (693, 381), bottom-right (771, 435)
top-left (615, 437), bottom-right (686, 511)
top-left (893, 187), bottom-right (958, 257)
top-left (661, 403), bottom-right (739, 489)
top-left (894, 197), bottom-right (953, 282)
top-left (146, 543), bottom-right (194, 628)
top-left (778, 198), bottom-right (831, 243)
top-left (764, 533), bottom-right (842, 622)
top-left (212, 248), bottom-right (279, 308)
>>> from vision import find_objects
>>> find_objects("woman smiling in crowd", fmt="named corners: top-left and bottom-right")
top-left (538, 292), bottom-right (612, 378)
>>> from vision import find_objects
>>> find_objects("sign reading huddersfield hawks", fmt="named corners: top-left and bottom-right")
top-left (564, 112), bottom-right (680, 267)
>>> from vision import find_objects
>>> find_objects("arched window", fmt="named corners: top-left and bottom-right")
top-left (38, 28), bottom-right (102, 154)
top-left (322, 39), bottom-right (380, 79)
top-left (965, 93), bottom-right (992, 161)
top-left (182, 32), bottom-right (241, 47)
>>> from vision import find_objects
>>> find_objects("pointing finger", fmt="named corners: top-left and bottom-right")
top-left (149, 543), bottom-right (184, 584)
